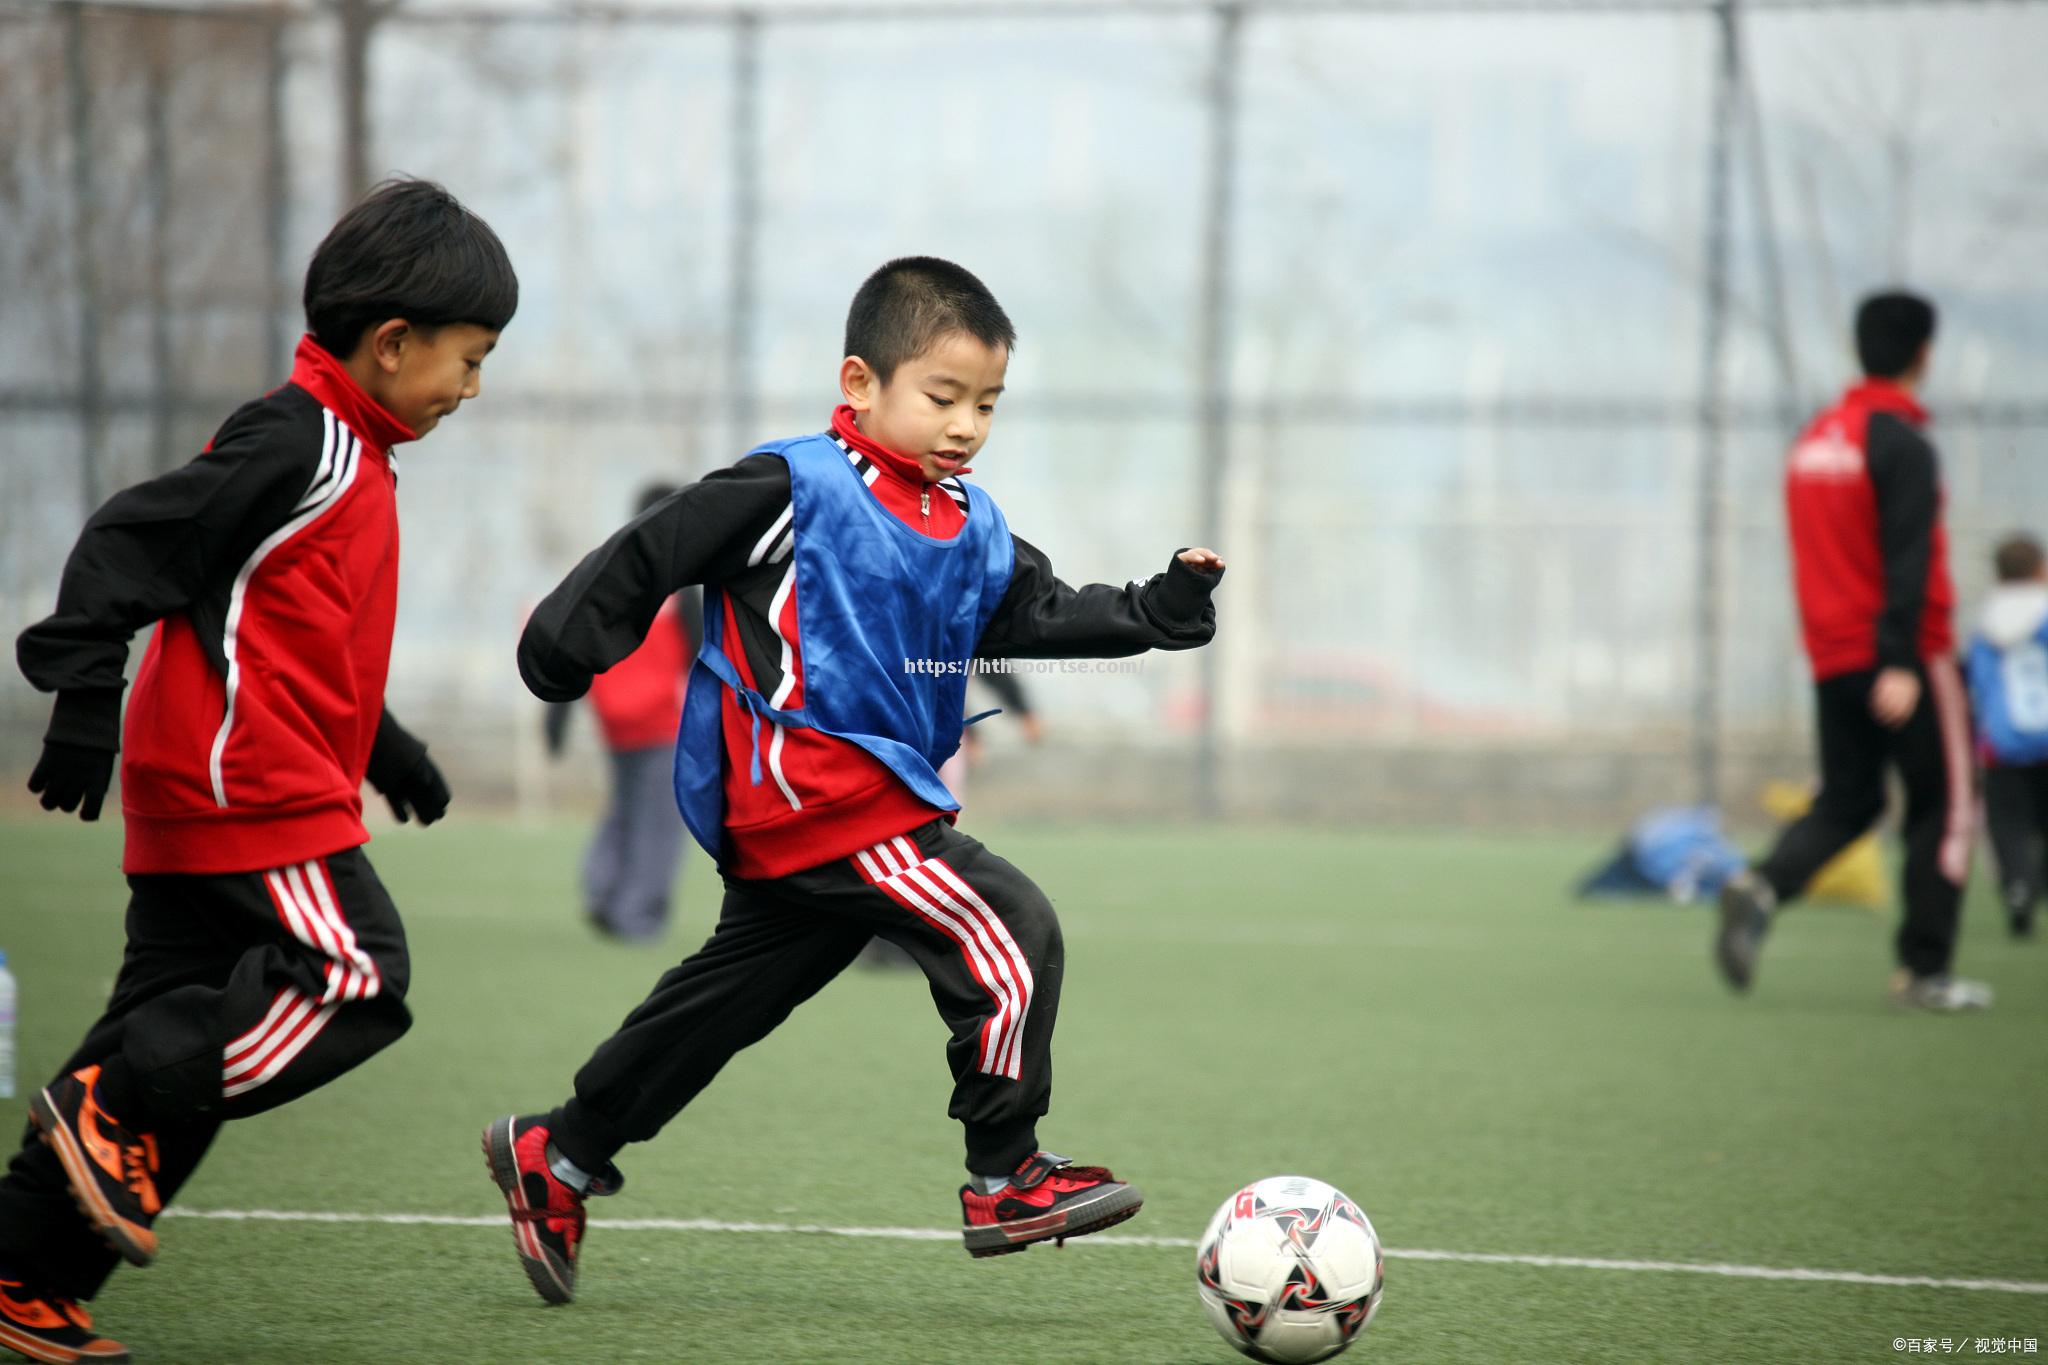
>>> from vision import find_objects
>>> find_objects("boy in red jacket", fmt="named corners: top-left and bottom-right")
top-left (1, 179), bottom-right (515, 1365)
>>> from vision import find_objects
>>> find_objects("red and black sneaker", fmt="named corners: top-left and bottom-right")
top-left (28, 1066), bottom-right (160, 1268)
top-left (959, 1151), bottom-right (1144, 1258)
top-left (481, 1115), bottom-right (622, 1305)
top-left (0, 1277), bottom-right (129, 1364)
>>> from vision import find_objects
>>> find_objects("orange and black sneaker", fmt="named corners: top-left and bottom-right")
top-left (481, 1115), bottom-right (623, 1306)
top-left (28, 1066), bottom-right (160, 1268)
top-left (959, 1151), bottom-right (1143, 1258)
top-left (0, 1277), bottom-right (129, 1364)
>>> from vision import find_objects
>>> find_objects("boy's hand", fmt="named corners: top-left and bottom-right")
top-left (1869, 666), bottom-right (1921, 729)
top-left (27, 740), bottom-right (115, 822)
top-left (374, 751), bottom-right (451, 825)
top-left (366, 712), bottom-right (451, 825)
top-left (1177, 547), bottom-right (1226, 573)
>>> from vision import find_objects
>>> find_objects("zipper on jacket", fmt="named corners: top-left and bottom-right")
top-left (921, 487), bottom-right (930, 522)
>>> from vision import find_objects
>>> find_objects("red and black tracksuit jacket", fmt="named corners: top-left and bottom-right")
top-left (519, 404), bottom-right (1220, 879)
top-left (16, 336), bottom-right (422, 874)
top-left (1786, 378), bottom-right (1955, 680)
top-left (4, 337), bottom-right (431, 1304)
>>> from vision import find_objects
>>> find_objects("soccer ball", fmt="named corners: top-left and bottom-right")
top-left (1195, 1175), bottom-right (1384, 1363)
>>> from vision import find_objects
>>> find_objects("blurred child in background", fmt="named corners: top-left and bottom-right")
top-left (545, 483), bottom-right (702, 942)
top-left (1965, 532), bottom-right (2048, 940)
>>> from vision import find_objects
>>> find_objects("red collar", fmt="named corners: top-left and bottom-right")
top-left (1844, 377), bottom-right (1928, 426)
top-left (831, 404), bottom-right (970, 484)
top-left (289, 335), bottom-right (418, 454)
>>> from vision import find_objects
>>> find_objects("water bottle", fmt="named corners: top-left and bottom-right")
top-left (0, 950), bottom-right (14, 1100)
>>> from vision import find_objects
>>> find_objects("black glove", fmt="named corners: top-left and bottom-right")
top-left (366, 713), bottom-right (451, 825)
top-left (1152, 549), bottom-right (1225, 627)
top-left (379, 751), bottom-right (449, 824)
top-left (27, 740), bottom-right (116, 822)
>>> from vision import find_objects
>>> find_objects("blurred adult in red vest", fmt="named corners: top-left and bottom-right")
top-left (1716, 291), bottom-right (1990, 1012)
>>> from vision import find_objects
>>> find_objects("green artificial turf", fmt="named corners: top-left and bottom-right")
top-left (1, 817), bottom-right (2043, 1363)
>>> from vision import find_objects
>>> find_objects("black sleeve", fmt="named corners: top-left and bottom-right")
top-left (14, 404), bottom-right (321, 750)
top-left (974, 537), bottom-right (1221, 660)
top-left (517, 455), bottom-right (791, 702)
top-left (674, 586), bottom-right (705, 656)
top-left (1867, 413), bottom-right (1940, 670)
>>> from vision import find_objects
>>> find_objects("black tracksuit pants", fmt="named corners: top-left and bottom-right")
top-left (0, 848), bottom-right (411, 1300)
top-left (1983, 762), bottom-right (2048, 925)
top-left (549, 818), bottom-right (1061, 1178)
top-left (1755, 659), bottom-right (1975, 977)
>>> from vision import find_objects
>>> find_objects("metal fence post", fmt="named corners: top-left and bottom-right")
top-left (337, 0), bottom-right (383, 204)
top-left (64, 0), bottom-right (103, 515)
top-left (146, 24), bottom-right (174, 474)
top-left (727, 8), bottom-right (760, 462)
top-left (1693, 0), bottom-right (1738, 810)
top-left (1736, 14), bottom-right (1801, 430)
top-left (1194, 1), bottom-right (1242, 820)
top-left (265, 13), bottom-right (290, 371)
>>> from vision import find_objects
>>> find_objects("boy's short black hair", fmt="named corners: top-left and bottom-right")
top-left (1854, 289), bottom-right (1936, 380)
top-left (303, 178), bottom-right (518, 358)
top-left (844, 257), bottom-right (1015, 384)
top-left (1995, 533), bottom-right (2045, 584)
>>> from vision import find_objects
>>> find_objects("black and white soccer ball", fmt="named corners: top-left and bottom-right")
top-left (1195, 1175), bottom-right (1384, 1364)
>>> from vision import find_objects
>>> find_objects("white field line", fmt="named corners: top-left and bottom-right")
top-left (160, 1209), bottom-right (2048, 1296)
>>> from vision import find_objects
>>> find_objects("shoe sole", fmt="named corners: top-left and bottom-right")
top-left (1713, 884), bottom-right (1759, 993)
top-left (962, 1183), bottom-right (1145, 1258)
top-left (481, 1118), bottom-right (576, 1306)
top-left (27, 1090), bottom-right (156, 1268)
top-left (0, 1316), bottom-right (131, 1364)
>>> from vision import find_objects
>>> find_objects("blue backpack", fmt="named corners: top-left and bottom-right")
top-left (1968, 622), bottom-right (2048, 766)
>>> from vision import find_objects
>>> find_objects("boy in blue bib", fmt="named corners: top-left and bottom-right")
top-left (1967, 533), bottom-right (2048, 939)
top-left (486, 258), bottom-right (1224, 1299)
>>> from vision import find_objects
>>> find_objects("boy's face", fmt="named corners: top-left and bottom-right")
top-left (360, 320), bottom-right (498, 438)
top-left (842, 330), bottom-right (1008, 481)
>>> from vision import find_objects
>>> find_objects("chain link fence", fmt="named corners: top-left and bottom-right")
top-left (3, 0), bottom-right (2044, 824)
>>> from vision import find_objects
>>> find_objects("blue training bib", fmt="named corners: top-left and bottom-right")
top-left (672, 434), bottom-right (1014, 864)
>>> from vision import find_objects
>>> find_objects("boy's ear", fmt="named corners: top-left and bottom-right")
top-left (365, 319), bottom-right (412, 374)
top-left (839, 355), bottom-right (878, 411)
